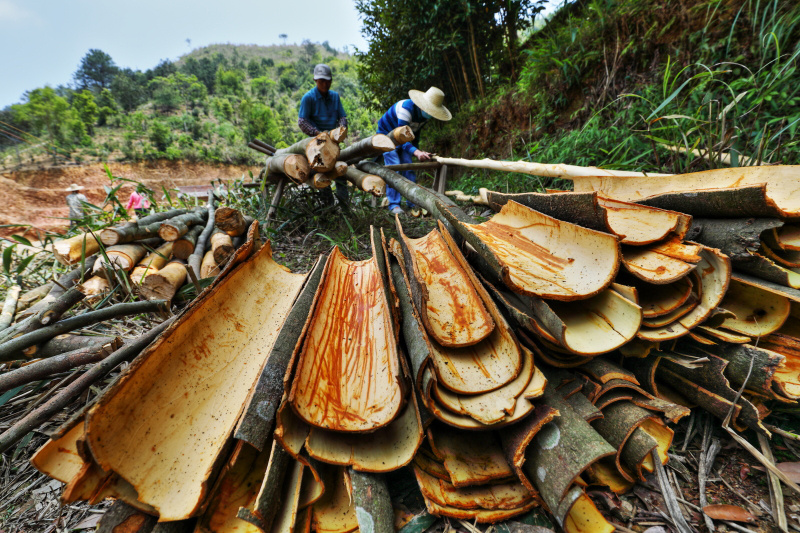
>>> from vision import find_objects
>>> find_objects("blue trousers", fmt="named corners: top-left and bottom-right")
top-left (383, 148), bottom-right (415, 210)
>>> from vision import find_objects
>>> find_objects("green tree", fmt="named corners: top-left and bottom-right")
top-left (149, 120), bottom-right (172, 151)
top-left (96, 88), bottom-right (119, 126)
top-left (72, 90), bottom-right (99, 135)
top-left (111, 68), bottom-right (148, 111)
top-left (215, 68), bottom-right (246, 96)
top-left (74, 49), bottom-right (118, 90)
top-left (14, 87), bottom-right (71, 146)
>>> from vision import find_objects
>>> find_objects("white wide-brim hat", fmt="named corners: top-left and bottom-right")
top-left (408, 87), bottom-right (452, 121)
top-left (66, 183), bottom-right (84, 192)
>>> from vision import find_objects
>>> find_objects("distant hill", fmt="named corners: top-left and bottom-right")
top-left (0, 42), bottom-right (377, 171)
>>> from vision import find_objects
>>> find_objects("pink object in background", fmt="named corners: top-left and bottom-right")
top-left (126, 191), bottom-right (151, 210)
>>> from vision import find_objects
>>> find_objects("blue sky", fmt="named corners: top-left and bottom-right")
top-left (0, 0), bottom-right (368, 108)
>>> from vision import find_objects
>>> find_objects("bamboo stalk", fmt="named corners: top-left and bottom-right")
top-left (345, 167), bottom-right (386, 197)
top-left (433, 156), bottom-right (672, 178)
top-left (0, 318), bottom-right (174, 453)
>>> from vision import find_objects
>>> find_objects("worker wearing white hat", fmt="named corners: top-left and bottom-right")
top-left (65, 184), bottom-right (88, 228)
top-left (376, 87), bottom-right (452, 215)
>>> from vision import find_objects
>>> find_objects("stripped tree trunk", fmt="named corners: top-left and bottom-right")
top-left (339, 135), bottom-right (395, 163)
top-left (387, 126), bottom-right (415, 146)
top-left (264, 154), bottom-right (311, 185)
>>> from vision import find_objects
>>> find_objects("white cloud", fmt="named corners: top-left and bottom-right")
top-left (0, 0), bottom-right (36, 23)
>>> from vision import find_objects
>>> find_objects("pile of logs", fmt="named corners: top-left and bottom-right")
top-left (10, 162), bottom-right (800, 532)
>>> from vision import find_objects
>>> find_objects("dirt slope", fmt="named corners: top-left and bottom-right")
top-left (1, 161), bottom-right (253, 236)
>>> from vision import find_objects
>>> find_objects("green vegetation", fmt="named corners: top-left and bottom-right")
top-left (354, 0), bottom-right (800, 195)
top-left (0, 43), bottom-right (380, 168)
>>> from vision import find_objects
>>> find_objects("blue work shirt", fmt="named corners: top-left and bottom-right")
top-left (376, 99), bottom-right (428, 157)
top-left (298, 87), bottom-right (346, 132)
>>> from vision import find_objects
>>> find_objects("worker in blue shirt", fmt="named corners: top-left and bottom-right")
top-left (298, 64), bottom-right (349, 206)
top-left (377, 87), bottom-right (451, 215)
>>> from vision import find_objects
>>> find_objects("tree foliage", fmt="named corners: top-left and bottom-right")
top-left (74, 49), bottom-right (118, 91)
top-left (354, 0), bottom-right (546, 111)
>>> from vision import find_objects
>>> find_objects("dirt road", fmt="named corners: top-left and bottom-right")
top-left (1, 161), bottom-right (253, 237)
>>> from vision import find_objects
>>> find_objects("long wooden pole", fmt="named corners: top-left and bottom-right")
top-left (433, 156), bottom-right (672, 178)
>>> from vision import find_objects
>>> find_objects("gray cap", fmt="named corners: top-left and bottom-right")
top-left (313, 63), bottom-right (332, 80)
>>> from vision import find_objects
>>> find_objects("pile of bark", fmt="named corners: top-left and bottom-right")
top-left (12, 163), bottom-right (800, 532)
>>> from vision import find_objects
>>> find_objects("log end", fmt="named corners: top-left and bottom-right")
top-left (158, 226), bottom-right (181, 242)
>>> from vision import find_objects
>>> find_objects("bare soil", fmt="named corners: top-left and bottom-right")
top-left (0, 161), bottom-right (254, 237)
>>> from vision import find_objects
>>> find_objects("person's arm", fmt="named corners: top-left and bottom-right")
top-left (298, 118), bottom-right (321, 136)
top-left (126, 193), bottom-right (136, 210)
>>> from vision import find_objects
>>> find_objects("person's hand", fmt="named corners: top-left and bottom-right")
top-left (414, 150), bottom-right (432, 161)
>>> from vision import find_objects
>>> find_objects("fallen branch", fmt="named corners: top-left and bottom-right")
top-left (158, 210), bottom-right (209, 241)
top-left (187, 192), bottom-right (216, 277)
top-left (0, 286), bottom-right (85, 343)
top-left (345, 166), bottom-right (385, 196)
top-left (0, 318), bottom-right (174, 453)
top-left (0, 340), bottom-right (121, 394)
top-left (15, 283), bottom-right (52, 314)
top-left (19, 257), bottom-right (97, 320)
top-left (0, 300), bottom-right (169, 362)
top-left (433, 156), bottom-right (672, 178)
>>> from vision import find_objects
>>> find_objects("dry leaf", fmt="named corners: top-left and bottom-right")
top-left (702, 504), bottom-right (757, 523)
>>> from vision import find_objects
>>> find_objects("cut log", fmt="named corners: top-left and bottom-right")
top-left (265, 154), bottom-right (312, 185)
top-left (53, 232), bottom-right (101, 265)
top-left (101, 208), bottom-right (195, 245)
top-left (171, 225), bottom-right (202, 259)
top-left (305, 132), bottom-right (339, 172)
top-left (199, 250), bottom-right (220, 279)
top-left (441, 200), bottom-right (621, 301)
top-left (396, 223), bottom-right (493, 347)
top-left (130, 242), bottom-right (173, 284)
top-left (158, 210), bottom-right (208, 241)
top-left (211, 228), bottom-right (235, 265)
top-left (187, 193), bottom-right (215, 278)
top-left (387, 126), bottom-right (415, 146)
top-left (312, 161), bottom-right (349, 190)
top-left (85, 242), bottom-right (306, 520)
top-left (140, 260), bottom-right (187, 302)
top-left (573, 165), bottom-right (800, 218)
top-left (328, 125), bottom-right (348, 144)
top-left (214, 207), bottom-right (254, 237)
top-left (79, 275), bottom-right (110, 301)
top-left (344, 167), bottom-right (385, 196)
top-left (93, 243), bottom-right (149, 273)
top-left (339, 134), bottom-right (395, 163)
top-left (289, 245), bottom-right (403, 433)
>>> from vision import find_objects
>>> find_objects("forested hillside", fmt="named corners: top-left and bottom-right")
top-left (357, 0), bottom-right (800, 191)
top-left (0, 42), bottom-right (379, 169)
